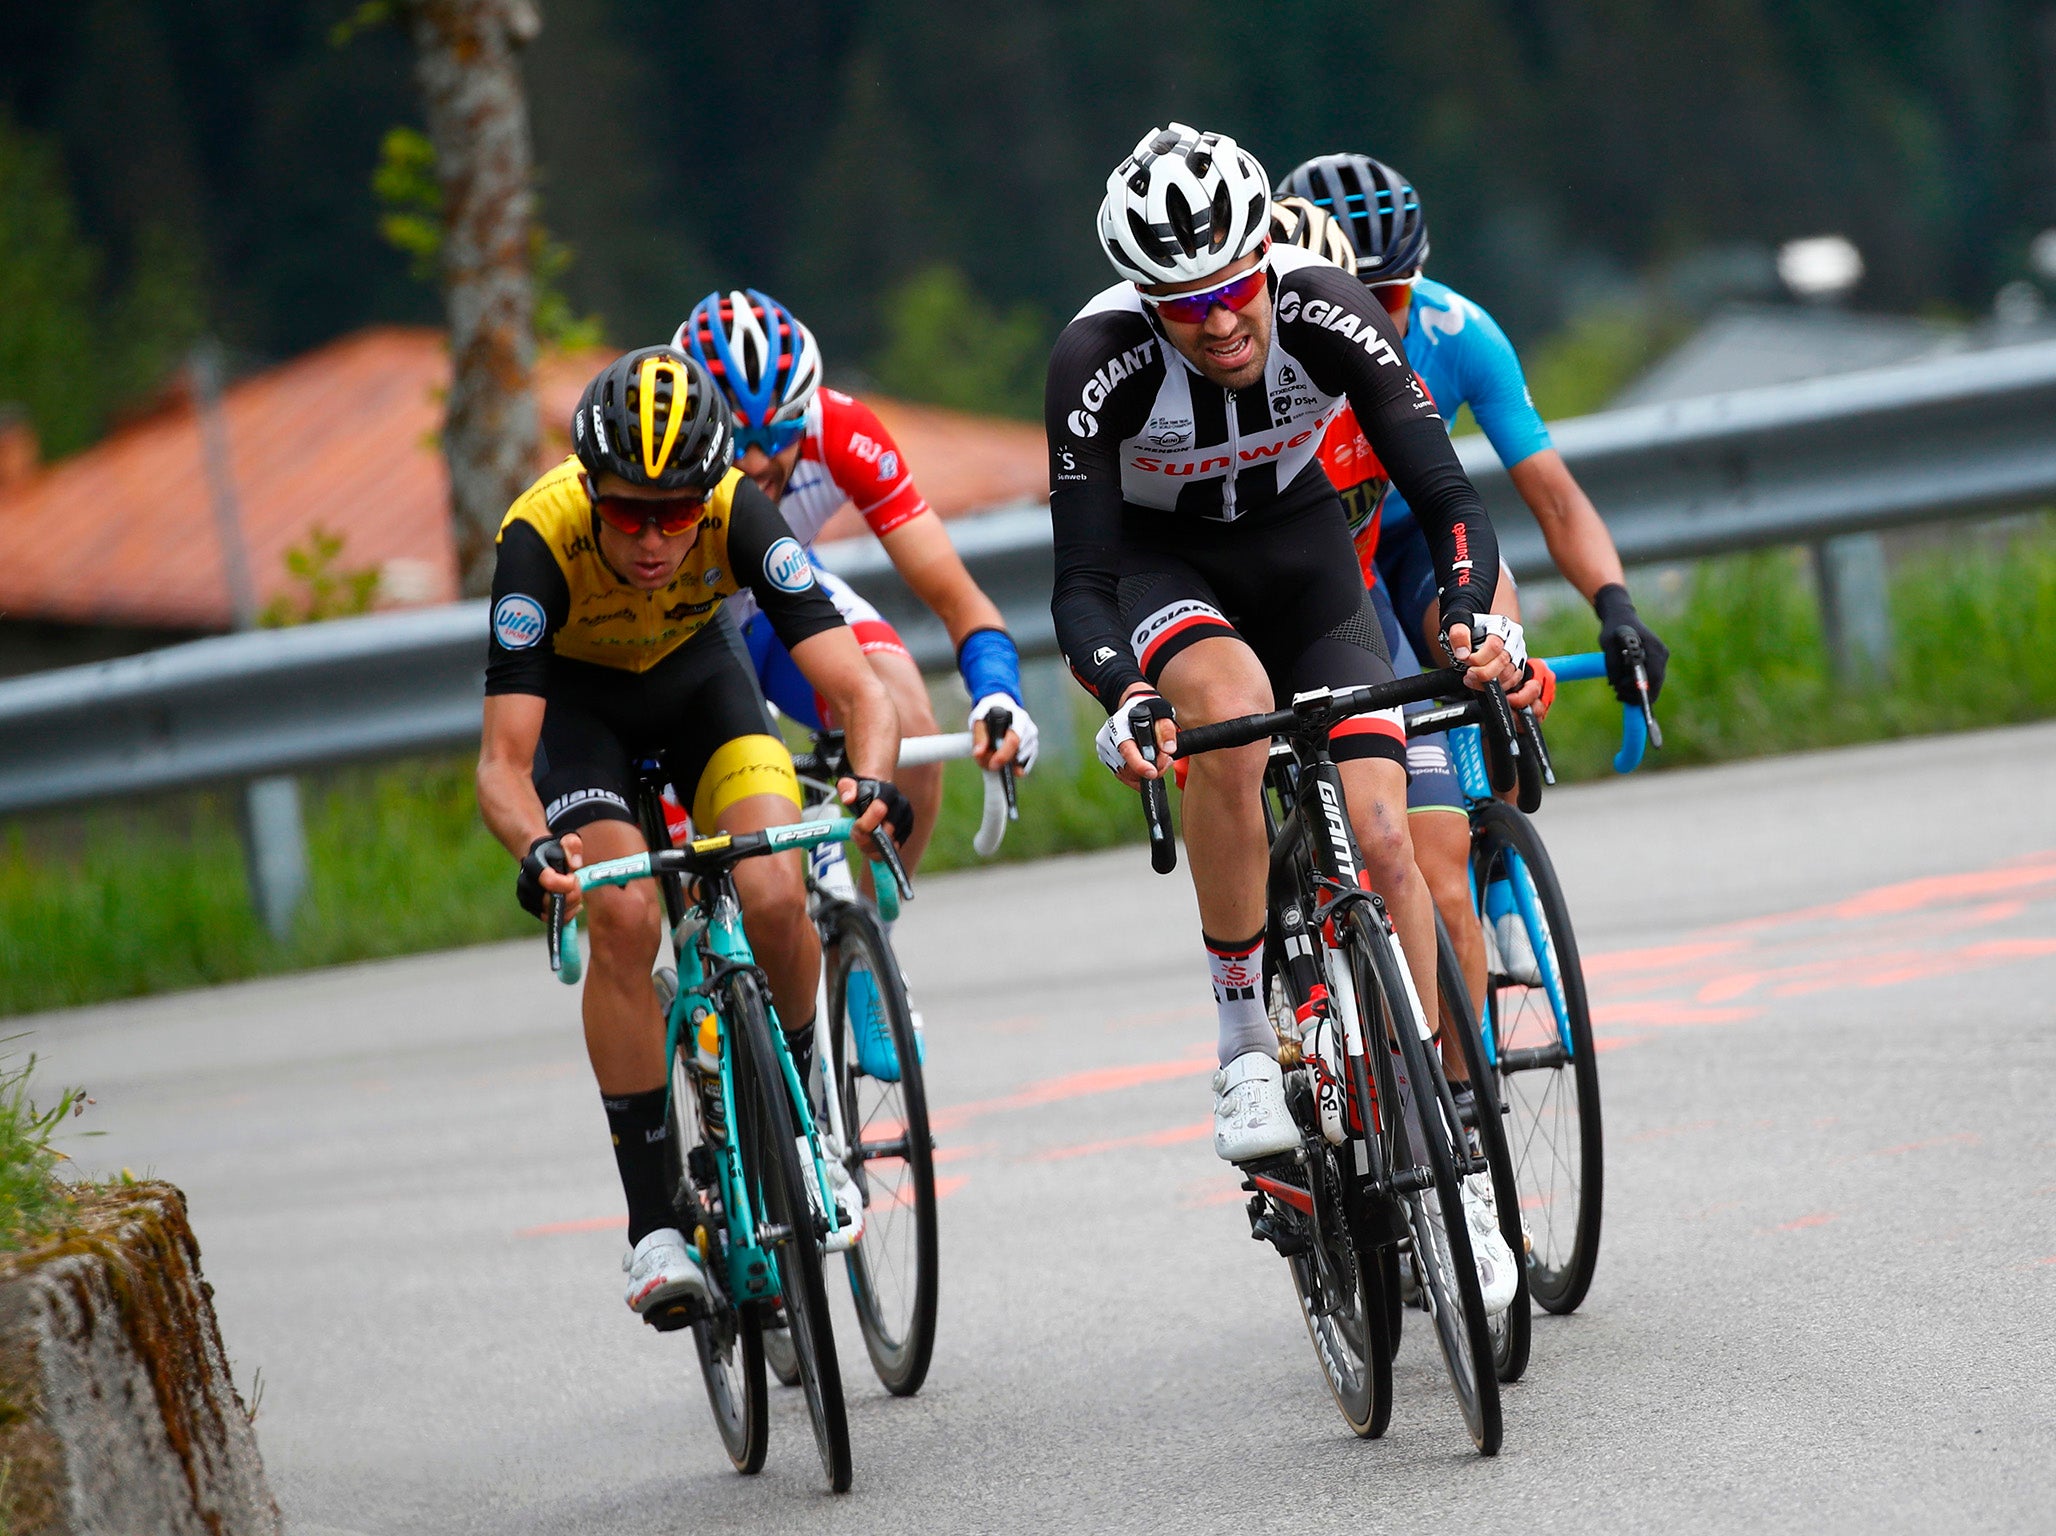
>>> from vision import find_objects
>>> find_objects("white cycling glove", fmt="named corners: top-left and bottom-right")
top-left (967, 693), bottom-right (1039, 773)
top-left (1094, 691), bottom-right (1176, 776)
top-left (1460, 612), bottom-right (1528, 672)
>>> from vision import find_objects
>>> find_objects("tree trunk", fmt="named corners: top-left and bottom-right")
top-left (407, 0), bottom-right (542, 596)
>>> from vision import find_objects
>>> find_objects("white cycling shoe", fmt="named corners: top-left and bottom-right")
top-left (622, 1227), bottom-right (710, 1315)
top-left (1489, 913), bottom-right (1543, 986)
top-left (1461, 1175), bottom-right (1519, 1316)
top-left (1213, 1050), bottom-right (1299, 1163)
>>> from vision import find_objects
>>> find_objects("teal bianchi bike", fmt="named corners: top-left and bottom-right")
top-left (547, 762), bottom-right (914, 1494)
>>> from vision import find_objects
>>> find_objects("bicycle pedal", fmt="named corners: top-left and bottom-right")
top-left (642, 1295), bottom-right (708, 1334)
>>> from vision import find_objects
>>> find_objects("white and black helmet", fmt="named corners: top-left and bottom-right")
top-left (1270, 195), bottom-right (1357, 273)
top-left (1097, 122), bottom-right (1273, 286)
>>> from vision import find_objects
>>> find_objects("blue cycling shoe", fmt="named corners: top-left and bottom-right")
top-left (847, 970), bottom-right (924, 1081)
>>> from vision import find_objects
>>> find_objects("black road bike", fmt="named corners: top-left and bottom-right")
top-left (1132, 671), bottom-right (1528, 1454)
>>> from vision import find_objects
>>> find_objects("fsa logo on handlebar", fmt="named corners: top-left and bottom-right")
top-left (1316, 779), bottom-right (1357, 884)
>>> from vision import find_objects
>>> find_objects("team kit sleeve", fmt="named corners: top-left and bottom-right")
top-left (1045, 317), bottom-right (1157, 711)
top-left (819, 391), bottom-right (931, 537)
top-left (1278, 266), bottom-right (1501, 632)
top-left (484, 519), bottom-right (570, 697)
top-left (1456, 298), bottom-right (1553, 472)
top-left (725, 476), bottom-right (848, 652)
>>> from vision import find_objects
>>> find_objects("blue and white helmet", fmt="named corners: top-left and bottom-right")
top-left (674, 289), bottom-right (823, 457)
top-left (1097, 123), bottom-right (1272, 286)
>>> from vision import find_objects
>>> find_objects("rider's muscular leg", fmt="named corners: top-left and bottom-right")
top-left (1337, 756), bottom-right (1445, 1073)
top-left (718, 791), bottom-right (821, 1031)
top-left (1413, 808), bottom-right (1486, 1016)
top-left (573, 818), bottom-right (668, 1094)
top-left (866, 648), bottom-right (941, 873)
top-left (1157, 638), bottom-right (1275, 942)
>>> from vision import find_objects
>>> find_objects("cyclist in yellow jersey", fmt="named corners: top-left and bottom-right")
top-left (476, 346), bottom-right (910, 1317)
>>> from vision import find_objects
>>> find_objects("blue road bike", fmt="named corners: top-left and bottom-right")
top-left (1406, 635), bottom-right (1661, 1324)
top-left (547, 775), bottom-right (911, 1494)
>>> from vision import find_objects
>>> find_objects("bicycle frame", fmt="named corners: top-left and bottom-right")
top-left (558, 819), bottom-right (880, 1302)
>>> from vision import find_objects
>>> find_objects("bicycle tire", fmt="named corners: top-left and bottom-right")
top-left (824, 901), bottom-right (939, 1397)
top-left (729, 971), bottom-right (853, 1493)
top-left (1434, 914), bottom-right (1532, 1383)
top-left (655, 968), bottom-right (769, 1475)
top-left (1267, 878), bottom-right (1392, 1439)
top-left (1349, 905), bottom-right (1501, 1455)
top-left (1472, 800), bottom-right (1604, 1314)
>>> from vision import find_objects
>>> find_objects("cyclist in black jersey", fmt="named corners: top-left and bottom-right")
top-left (1048, 125), bottom-right (1535, 1204)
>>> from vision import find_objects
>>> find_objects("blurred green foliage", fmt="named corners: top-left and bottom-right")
top-left (256, 526), bottom-right (382, 628)
top-left (872, 266), bottom-right (1047, 419)
top-left (0, 115), bottom-right (204, 458)
top-left (371, 124), bottom-right (604, 351)
top-left (8, 1), bottom-right (2053, 449)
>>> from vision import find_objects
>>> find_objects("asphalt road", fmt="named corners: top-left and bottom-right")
top-left (22, 722), bottom-right (2056, 1534)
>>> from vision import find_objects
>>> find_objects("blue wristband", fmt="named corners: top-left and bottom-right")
top-left (956, 627), bottom-right (1021, 704)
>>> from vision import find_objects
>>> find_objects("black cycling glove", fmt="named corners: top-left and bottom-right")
top-left (850, 778), bottom-right (916, 849)
top-left (516, 835), bottom-right (570, 919)
top-left (1594, 584), bottom-right (1669, 704)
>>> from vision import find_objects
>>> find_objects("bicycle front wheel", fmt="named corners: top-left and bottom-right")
top-left (1350, 906), bottom-right (1501, 1455)
top-left (1472, 801), bottom-right (1604, 1315)
top-left (730, 972), bottom-right (853, 1493)
top-left (1435, 914), bottom-right (1531, 1383)
top-left (824, 901), bottom-right (938, 1397)
top-left (655, 968), bottom-right (769, 1474)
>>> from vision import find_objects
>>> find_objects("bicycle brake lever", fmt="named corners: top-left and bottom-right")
top-left (983, 705), bottom-right (1019, 819)
top-left (1616, 627), bottom-right (1664, 749)
top-left (547, 893), bottom-right (565, 973)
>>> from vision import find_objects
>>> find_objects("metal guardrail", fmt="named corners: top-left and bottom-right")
top-left (4, 333), bottom-right (2054, 916)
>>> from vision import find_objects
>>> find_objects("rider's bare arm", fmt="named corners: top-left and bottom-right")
top-left (477, 692), bottom-right (552, 858)
top-left (879, 510), bottom-right (1006, 644)
top-left (1506, 449), bottom-right (1625, 602)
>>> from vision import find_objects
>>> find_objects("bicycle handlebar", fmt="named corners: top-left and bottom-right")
top-left (544, 819), bottom-right (909, 984)
top-left (797, 706), bottom-right (1022, 859)
top-left (1539, 651), bottom-right (1656, 773)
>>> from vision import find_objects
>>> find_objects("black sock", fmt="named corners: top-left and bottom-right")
top-left (785, 1017), bottom-right (816, 1085)
top-left (602, 1086), bottom-right (674, 1246)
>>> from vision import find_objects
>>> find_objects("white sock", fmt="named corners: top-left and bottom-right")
top-left (1205, 931), bottom-right (1272, 1066)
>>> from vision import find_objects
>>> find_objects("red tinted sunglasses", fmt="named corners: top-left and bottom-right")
top-left (1140, 260), bottom-right (1270, 324)
top-left (584, 475), bottom-right (707, 537)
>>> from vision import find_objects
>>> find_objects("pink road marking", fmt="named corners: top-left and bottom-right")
top-left (1582, 940), bottom-right (1747, 978)
top-left (1033, 1120), bottom-right (1213, 1163)
top-left (1625, 1118), bottom-right (1720, 1143)
top-left (1592, 1034), bottom-right (1648, 1053)
top-left (1867, 1132), bottom-right (1980, 1158)
top-left (1590, 1000), bottom-right (1761, 1030)
top-left (928, 1052), bottom-right (1217, 1134)
top-left (1771, 1212), bottom-right (1838, 1233)
top-left (517, 1216), bottom-right (619, 1238)
top-left (873, 1173), bottom-right (968, 1211)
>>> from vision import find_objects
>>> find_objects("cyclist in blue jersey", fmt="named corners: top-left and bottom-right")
top-left (1279, 152), bottom-right (1670, 1013)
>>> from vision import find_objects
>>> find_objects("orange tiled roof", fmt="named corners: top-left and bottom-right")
top-left (0, 326), bottom-right (1048, 632)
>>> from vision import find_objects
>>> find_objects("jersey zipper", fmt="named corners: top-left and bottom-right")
top-left (1222, 385), bottom-right (1240, 521)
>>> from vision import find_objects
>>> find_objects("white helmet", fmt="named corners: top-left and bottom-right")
top-left (1097, 122), bottom-right (1273, 286)
top-left (1270, 195), bottom-right (1357, 273)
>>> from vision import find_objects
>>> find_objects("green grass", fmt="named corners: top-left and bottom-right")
top-left (0, 1054), bottom-right (87, 1251)
top-left (2, 514), bottom-right (2052, 1017)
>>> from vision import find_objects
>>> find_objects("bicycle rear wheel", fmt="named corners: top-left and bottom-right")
top-left (1349, 906), bottom-right (1501, 1455)
top-left (655, 969), bottom-right (769, 1475)
top-left (825, 901), bottom-right (939, 1397)
top-left (1435, 915), bottom-right (1531, 1383)
top-left (1472, 801), bottom-right (1604, 1315)
top-left (730, 972), bottom-right (853, 1493)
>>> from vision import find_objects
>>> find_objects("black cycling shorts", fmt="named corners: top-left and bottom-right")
top-left (531, 608), bottom-right (800, 837)
top-left (1113, 493), bottom-right (1405, 766)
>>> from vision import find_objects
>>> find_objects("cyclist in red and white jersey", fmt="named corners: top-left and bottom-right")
top-left (677, 291), bottom-right (1037, 872)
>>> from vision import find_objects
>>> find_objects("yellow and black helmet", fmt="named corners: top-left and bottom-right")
top-left (1269, 195), bottom-right (1358, 273)
top-left (572, 346), bottom-right (734, 492)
